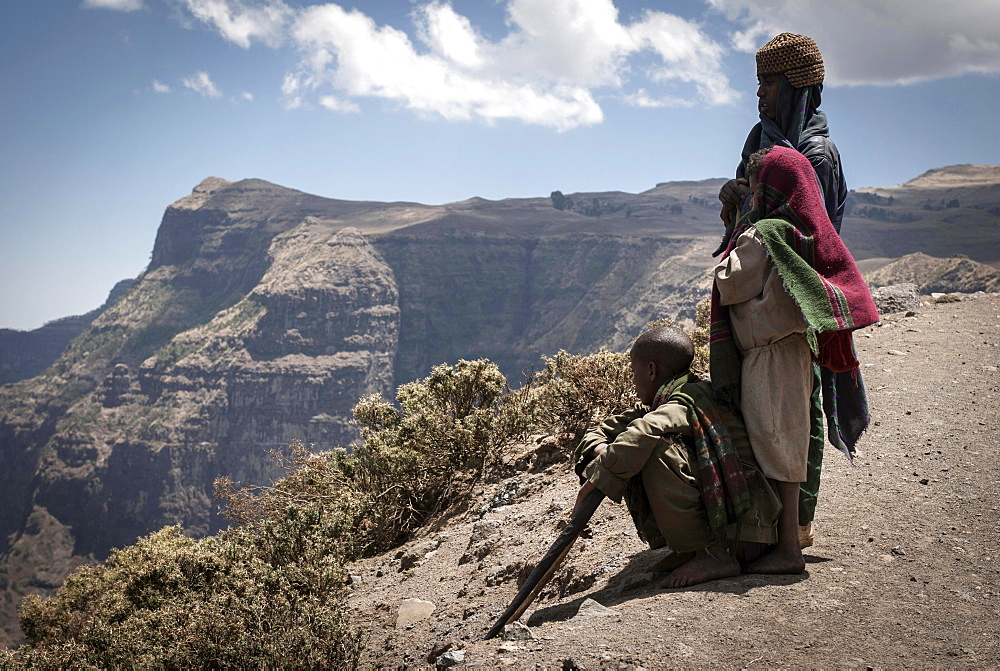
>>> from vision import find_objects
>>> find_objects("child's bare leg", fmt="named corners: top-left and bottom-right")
top-left (746, 480), bottom-right (806, 574)
top-left (662, 543), bottom-right (740, 588)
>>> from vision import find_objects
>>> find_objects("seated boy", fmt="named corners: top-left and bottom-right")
top-left (572, 325), bottom-right (780, 587)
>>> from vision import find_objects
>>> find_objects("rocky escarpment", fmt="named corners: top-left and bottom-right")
top-left (0, 176), bottom-right (726, 646)
top-left (2, 165), bottom-right (999, 647)
top-left (0, 180), bottom-right (402, 645)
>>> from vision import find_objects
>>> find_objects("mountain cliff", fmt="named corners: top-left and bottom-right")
top-left (2, 165), bottom-right (999, 647)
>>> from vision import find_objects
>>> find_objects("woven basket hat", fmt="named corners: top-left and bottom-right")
top-left (756, 32), bottom-right (824, 88)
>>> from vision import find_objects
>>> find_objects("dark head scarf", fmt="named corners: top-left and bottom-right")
top-left (736, 75), bottom-right (829, 180)
top-left (713, 75), bottom-right (832, 256)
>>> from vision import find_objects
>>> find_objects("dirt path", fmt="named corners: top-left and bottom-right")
top-left (346, 294), bottom-right (1000, 669)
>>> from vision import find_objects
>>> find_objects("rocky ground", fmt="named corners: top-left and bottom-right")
top-left (344, 293), bottom-right (1000, 669)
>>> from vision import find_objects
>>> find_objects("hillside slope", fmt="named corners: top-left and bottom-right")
top-left (840, 164), bottom-right (1000, 264)
top-left (341, 293), bottom-right (1000, 668)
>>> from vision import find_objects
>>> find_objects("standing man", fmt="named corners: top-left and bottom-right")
top-left (716, 33), bottom-right (851, 548)
top-left (718, 33), bottom-right (847, 234)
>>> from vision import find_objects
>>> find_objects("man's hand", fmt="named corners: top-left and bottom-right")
top-left (718, 178), bottom-right (750, 208)
top-left (718, 178), bottom-right (750, 226)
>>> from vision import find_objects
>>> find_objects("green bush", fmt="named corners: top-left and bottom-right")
top-left (329, 359), bottom-right (537, 555)
top-left (14, 450), bottom-right (363, 669)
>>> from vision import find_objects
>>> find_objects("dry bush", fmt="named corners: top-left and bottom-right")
top-left (11, 441), bottom-right (365, 668)
top-left (691, 298), bottom-right (711, 376)
top-left (15, 522), bottom-right (363, 669)
top-left (291, 359), bottom-right (539, 557)
top-left (533, 349), bottom-right (636, 453)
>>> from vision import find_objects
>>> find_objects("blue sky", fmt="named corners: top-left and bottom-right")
top-left (2, 0), bottom-right (999, 330)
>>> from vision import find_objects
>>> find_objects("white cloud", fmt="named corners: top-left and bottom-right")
top-left (82, 0), bottom-right (143, 10)
top-left (240, 91), bottom-right (254, 101)
top-left (415, 2), bottom-right (485, 69)
top-left (628, 10), bottom-right (734, 105)
top-left (151, 79), bottom-right (172, 93)
top-left (319, 95), bottom-right (359, 113)
top-left (624, 89), bottom-right (695, 109)
top-left (709, 0), bottom-right (1000, 85)
top-left (494, 0), bottom-right (634, 86)
top-left (182, 71), bottom-right (222, 98)
top-left (284, 1), bottom-right (742, 129)
top-left (175, 0), bottom-right (738, 129)
top-left (289, 3), bottom-right (604, 130)
top-left (177, 0), bottom-right (291, 48)
top-left (281, 72), bottom-right (305, 109)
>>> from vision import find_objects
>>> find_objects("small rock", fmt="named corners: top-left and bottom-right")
top-left (562, 657), bottom-right (580, 670)
top-left (574, 598), bottom-right (620, 619)
top-left (891, 547), bottom-right (906, 556)
top-left (346, 574), bottom-right (363, 586)
top-left (502, 621), bottom-right (535, 641)
top-left (920, 478), bottom-right (930, 485)
top-left (435, 649), bottom-right (466, 668)
top-left (887, 349), bottom-right (908, 356)
top-left (427, 639), bottom-right (458, 663)
top-left (870, 284), bottom-right (920, 314)
top-left (397, 598), bottom-right (436, 628)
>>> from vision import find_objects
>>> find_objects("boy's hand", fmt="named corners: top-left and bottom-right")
top-left (719, 178), bottom-right (750, 207)
top-left (574, 441), bottom-right (608, 484)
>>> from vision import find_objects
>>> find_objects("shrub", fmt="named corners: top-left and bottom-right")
top-left (331, 359), bottom-right (537, 555)
top-left (691, 298), bottom-right (711, 376)
top-left (14, 448), bottom-right (364, 669)
top-left (533, 349), bottom-right (635, 453)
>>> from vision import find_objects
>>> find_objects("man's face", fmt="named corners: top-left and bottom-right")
top-left (630, 355), bottom-right (658, 406)
top-left (757, 74), bottom-right (779, 119)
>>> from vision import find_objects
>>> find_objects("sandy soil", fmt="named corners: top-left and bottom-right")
top-left (345, 293), bottom-right (1000, 669)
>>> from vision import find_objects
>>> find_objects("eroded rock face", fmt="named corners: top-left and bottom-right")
top-left (0, 184), bottom-right (401, 645)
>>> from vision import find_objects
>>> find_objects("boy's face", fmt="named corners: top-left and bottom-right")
top-left (749, 173), bottom-right (760, 211)
top-left (630, 355), bottom-right (659, 406)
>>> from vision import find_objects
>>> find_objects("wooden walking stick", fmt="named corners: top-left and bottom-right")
top-left (484, 488), bottom-right (605, 639)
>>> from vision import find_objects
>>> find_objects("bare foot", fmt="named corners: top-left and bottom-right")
top-left (661, 546), bottom-right (740, 588)
top-left (649, 551), bottom-right (694, 574)
top-left (745, 545), bottom-right (806, 574)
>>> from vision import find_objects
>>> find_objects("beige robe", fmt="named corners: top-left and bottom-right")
top-left (714, 227), bottom-right (813, 482)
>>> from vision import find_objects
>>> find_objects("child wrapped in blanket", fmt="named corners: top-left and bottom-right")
top-left (712, 144), bottom-right (879, 574)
